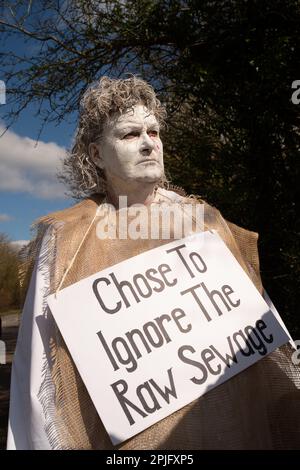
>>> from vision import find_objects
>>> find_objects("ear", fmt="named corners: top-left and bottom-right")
top-left (88, 142), bottom-right (104, 169)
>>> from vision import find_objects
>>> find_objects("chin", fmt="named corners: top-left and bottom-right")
top-left (136, 171), bottom-right (162, 183)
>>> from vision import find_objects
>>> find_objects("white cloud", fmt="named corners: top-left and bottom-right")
top-left (0, 213), bottom-right (12, 221)
top-left (10, 240), bottom-right (30, 252)
top-left (0, 124), bottom-right (67, 199)
top-left (10, 240), bottom-right (29, 248)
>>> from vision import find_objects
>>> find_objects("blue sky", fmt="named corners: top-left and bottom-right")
top-left (0, 31), bottom-right (77, 244)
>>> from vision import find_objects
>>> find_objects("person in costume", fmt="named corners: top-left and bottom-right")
top-left (7, 76), bottom-right (300, 449)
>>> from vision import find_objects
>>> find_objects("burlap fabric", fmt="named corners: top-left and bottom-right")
top-left (22, 189), bottom-right (300, 449)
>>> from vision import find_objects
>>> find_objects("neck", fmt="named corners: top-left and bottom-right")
top-left (106, 179), bottom-right (158, 208)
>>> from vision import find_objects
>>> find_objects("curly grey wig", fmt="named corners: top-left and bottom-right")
top-left (61, 75), bottom-right (167, 198)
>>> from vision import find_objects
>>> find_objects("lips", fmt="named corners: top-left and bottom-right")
top-left (138, 159), bottom-right (158, 164)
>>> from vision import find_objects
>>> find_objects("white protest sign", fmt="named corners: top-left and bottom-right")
top-left (47, 230), bottom-right (290, 445)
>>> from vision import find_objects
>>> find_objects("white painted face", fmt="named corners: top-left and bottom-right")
top-left (94, 104), bottom-right (164, 186)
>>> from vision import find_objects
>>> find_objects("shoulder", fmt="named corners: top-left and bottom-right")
top-left (34, 194), bottom-right (104, 229)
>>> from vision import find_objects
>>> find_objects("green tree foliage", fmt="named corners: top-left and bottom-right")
top-left (0, 0), bottom-right (299, 334)
top-left (0, 233), bottom-right (20, 312)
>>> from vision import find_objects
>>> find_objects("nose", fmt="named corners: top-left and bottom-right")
top-left (140, 131), bottom-right (155, 154)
